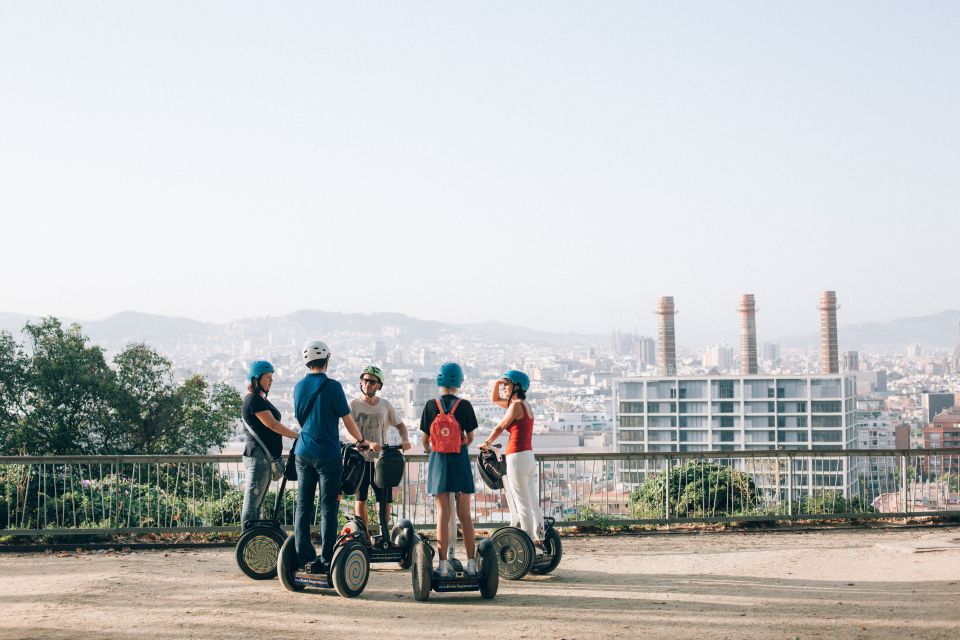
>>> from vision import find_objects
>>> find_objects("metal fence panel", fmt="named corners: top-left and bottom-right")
top-left (2, 449), bottom-right (958, 537)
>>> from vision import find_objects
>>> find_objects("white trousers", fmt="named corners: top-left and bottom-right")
top-left (504, 450), bottom-right (543, 541)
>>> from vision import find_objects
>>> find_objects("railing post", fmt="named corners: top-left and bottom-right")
top-left (900, 453), bottom-right (908, 515)
top-left (114, 455), bottom-right (122, 531)
top-left (403, 459), bottom-right (410, 521)
top-left (664, 456), bottom-right (671, 521)
top-left (787, 454), bottom-right (794, 519)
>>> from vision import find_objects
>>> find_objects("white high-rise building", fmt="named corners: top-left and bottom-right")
top-left (615, 374), bottom-right (858, 494)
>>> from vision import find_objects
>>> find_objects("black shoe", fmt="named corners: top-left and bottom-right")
top-left (305, 558), bottom-right (329, 575)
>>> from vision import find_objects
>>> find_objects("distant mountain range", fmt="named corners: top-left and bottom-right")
top-left (0, 310), bottom-right (604, 348)
top-left (778, 310), bottom-right (960, 351)
top-left (3, 309), bottom-right (959, 352)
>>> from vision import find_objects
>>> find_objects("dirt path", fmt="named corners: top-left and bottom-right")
top-left (2, 528), bottom-right (959, 640)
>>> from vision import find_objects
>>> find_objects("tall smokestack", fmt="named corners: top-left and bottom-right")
top-left (738, 294), bottom-right (758, 375)
top-left (819, 290), bottom-right (839, 374)
top-left (656, 296), bottom-right (677, 376)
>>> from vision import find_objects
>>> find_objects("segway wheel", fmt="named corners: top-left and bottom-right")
top-left (331, 539), bottom-right (370, 598)
top-left (277, 535), bottom-right (305, 592)
top-left (490, 526), bottom-right (535, 580)
top-left (530, 527), bottom-right (563, 575)
top-left (478, 539), bottom-right (499, 600)
top-left (411, 538), bottom-right (432, 601)
top-left (236, 526), bottom-right (286, 580)
top-left (391, 519), bottom-right (416, 570)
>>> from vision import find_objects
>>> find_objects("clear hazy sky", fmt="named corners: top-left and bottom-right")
top-left (2, 2), bottom-right (958, 345)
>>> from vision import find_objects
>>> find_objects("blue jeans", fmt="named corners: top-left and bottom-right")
top-left (294, 454), bottom-right (343, 567)
top-left (241, 449), bottom-right (272, 530)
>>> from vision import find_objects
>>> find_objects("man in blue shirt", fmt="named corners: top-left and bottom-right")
top-left (293, 340), bottom-right (377, 572)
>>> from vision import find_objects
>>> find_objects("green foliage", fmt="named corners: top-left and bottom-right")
top-left (0, 318), bottom-right (240, 456)
top-left (947, 474), bottom-right (960, 493)
top-left (798, 490), bottom-right (874, 515)
top-left (17, 319), bottom-right (119, 455)
top-left (574, 505), bottom-right (614, 532)
top-left (630, 461), bottom-right (761, 519)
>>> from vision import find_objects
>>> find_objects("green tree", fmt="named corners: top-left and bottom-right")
top-left (165, 375), bottom-right (239, 455)
top-left (0, 331), bottom-right (29, 453)
top-left (18, 318), bottom-right (120, 455)
top-left (0, 319), bottom-right (240, 456)
top-left (112, 344), bottom-right (177, 453)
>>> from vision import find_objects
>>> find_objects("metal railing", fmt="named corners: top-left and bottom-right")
top-left (2, 449), bottom-right (959, 537)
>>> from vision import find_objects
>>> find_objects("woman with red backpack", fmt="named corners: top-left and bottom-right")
top-left (419, 361), bottom-right (479, 576)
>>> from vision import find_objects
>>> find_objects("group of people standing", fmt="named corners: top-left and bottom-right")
top-left (240, 340), bottom-right (542, 577)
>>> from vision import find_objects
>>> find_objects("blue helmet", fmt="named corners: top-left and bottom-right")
top-left (248, 360), bottom-right (275, 381)
top-left (501, 369), bottom-right (530, 392)
top-left (436, 362), bottom-right (464, 388)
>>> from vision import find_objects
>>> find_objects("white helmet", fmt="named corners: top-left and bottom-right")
top-left (303, 341), bottom-right (331, 366)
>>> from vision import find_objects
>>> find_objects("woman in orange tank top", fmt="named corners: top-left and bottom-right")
top-left (480, 370), bottom-right (544, 549)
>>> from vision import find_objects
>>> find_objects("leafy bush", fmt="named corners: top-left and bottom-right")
top-left (630, 461), bottom-right (760, 519)
top-left (798, 490), bottom-right (874, 515)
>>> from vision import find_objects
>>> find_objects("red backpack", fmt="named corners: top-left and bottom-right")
top-left (429, 398), bottom-right (464, 454)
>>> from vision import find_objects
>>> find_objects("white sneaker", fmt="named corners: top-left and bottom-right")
top-left (436, 560), bottom-right (450, 576)
top-left (465, 558), bottom-right (477, 575)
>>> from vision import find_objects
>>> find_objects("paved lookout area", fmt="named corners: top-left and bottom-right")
top-left (2, 528), bottom-right (959, 640)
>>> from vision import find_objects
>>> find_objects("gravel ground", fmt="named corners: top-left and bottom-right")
top-left (2, 527), bottom-right (959, 640)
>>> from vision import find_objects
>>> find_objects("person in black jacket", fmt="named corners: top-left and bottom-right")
top-left (240, 360), bottom-right (299, 531)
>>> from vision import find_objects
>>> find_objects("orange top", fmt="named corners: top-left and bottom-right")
top-left (505, 402), bottom-right (534, 455)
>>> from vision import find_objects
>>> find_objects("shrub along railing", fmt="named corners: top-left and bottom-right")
top-left (2, 449), bottom-right (959, 537)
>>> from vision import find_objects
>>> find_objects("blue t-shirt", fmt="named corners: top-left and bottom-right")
top-left (293, 373), bottom-right (350, 460)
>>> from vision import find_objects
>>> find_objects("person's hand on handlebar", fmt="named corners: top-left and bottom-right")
top-left (366, 441), bottom-right (381, 453)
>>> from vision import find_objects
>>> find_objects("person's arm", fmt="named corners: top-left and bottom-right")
top-left (254, 411), bottom-right (299, 440)
top-left (479, 402), bottom-right (521, 449)
top-left (395, 421), bottom-right (412, 451)
top-left (491, 379), bottom-right (510, 409)
top-left (343, 414), bottom-right (381, 453)
top-left (419, 402), bottom-right (432, 453)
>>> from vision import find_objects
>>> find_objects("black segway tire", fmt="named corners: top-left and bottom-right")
top-left (236, 526), bottom-right (286, 580)
top-left (411, 538), bottom-right (432, 601)
top-left (391, 519), bottom-right (416, 569)
top-left (478, 539), bottom-right (499, 600)
top-left (277, 535), bottom-right (305, 592)
top-left (530, 526), bottom-right (563, 575)
top-left (490, 526), bottom-right (535, 580)
top-left (331, 539), bottom-right (370, 598)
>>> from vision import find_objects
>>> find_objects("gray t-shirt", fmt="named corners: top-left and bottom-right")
top-left (350, 397), bottom-right (401, 462)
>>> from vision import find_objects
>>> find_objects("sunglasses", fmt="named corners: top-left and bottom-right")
top-left (361, 378), bottom-right (381, 385)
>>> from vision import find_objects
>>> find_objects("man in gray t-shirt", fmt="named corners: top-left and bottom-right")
top-left (350, 366), bottom-right (411, 534)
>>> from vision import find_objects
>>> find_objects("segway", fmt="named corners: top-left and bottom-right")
top-left (478, 446), bottom-right (563, 580)
top-left (235, 441), bottom-right (298, 580)
top-left (276, 442), bottom-right (371, 598)
top-left (235, 475), bottom-right (289, 579)
top-left (340, 444), bottom-right (417, 568)
top-left (410, 534), bottom-right (498, 601)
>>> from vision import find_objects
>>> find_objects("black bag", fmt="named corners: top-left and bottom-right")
top-left (340, 443), bottom-right (366, 495)
top-left (284, 439), bottom-right (298, 481)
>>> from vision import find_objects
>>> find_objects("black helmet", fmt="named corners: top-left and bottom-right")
top-left (476, 447), bottom-right (507, 490)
